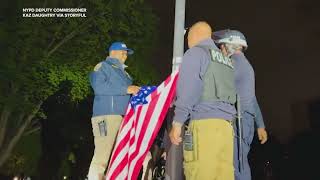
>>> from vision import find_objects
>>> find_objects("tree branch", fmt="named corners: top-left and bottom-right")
top-left (46, 18), bottom-right (91, 58)
top-left (16, 112), bottom-right (25, 128)
top-left (0, 103), bottom-right (42, 167)
top-left (23, 126), bottom-right (41, 136)
top-left (0, 106), bottom-right (11, 148)
top-left (46, 3), bottom-right (85, 53)
top-left (30, 118), bottom-right (40, 126)
top-left (0, 81), bottom-right (20, 148)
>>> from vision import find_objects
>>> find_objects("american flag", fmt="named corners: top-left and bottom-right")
top-left (106, 70), bottom-right (179, 180)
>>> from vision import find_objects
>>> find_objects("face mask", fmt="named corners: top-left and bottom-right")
top-left (225, 44), bottom-right (236, 57)
top-left (225, 43), bottom-right (242, 57)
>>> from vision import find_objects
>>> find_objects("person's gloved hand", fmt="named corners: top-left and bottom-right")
top-left (257, 128), bottom-right (268, 144)
top-left (169, 122), bottom-right (183, 145)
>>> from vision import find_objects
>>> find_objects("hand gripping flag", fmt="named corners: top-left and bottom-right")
top-left (106, 70), bottom-right (179, 180)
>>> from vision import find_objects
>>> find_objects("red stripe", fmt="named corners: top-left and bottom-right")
top-left (120, 108), bottom-right (134, 130)
top-left (109, 151), bottom-right (128, 180)
top-left (164, 73), bottom-right (172, 86)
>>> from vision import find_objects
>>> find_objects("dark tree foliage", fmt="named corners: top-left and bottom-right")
top-left (0, 0), bottom-right (158, 171)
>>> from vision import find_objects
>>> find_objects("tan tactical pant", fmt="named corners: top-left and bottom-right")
top-left (184, 119), bottom-right (234, 180)
top-left (88, 115), bottom-right (122, 180)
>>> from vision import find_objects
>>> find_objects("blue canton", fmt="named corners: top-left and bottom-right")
top-left (130, 86), bottom-right (157, 109)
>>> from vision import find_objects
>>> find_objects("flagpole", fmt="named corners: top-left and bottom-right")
top-left (165, 0), bottom-right (186, 180)
top-left (171, 0), bottom-right (185, 71)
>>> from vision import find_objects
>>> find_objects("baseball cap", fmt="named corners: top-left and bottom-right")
top-left (108, 42), bottom-right (134, 55)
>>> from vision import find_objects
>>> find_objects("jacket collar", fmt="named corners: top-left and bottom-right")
top-left (105, 57), bottom-right (127, 69)
top-left (196, 38), bottom-right (219, 50)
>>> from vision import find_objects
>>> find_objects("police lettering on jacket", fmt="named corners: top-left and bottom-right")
top-left (210, 49), bottom-right (234, 69)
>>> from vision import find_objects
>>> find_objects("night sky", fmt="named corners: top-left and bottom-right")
top-left (149, 0), bottom-right (320, 142)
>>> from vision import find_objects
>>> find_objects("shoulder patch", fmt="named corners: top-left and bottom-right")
top-left (94, 63), bottom-right (102, 71)
top-left (111, 64), bottom-right (119, 69)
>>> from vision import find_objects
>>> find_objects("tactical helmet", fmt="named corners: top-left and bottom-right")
top-left (213, 29), bottom-right (248, 48)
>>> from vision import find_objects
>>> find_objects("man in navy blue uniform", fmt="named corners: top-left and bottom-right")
top-left (214, 30), bottom-right (268, 180)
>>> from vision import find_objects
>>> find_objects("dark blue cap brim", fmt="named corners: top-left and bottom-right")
top-left (109, 48), bottom-right (134, 55)
top-left (126, 48), bottom-right (134, 55)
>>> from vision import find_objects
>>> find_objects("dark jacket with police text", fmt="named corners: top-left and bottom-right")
top-left (173, 39), bottom-right (237, 124)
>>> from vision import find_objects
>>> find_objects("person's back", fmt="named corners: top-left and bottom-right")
top-left (169, 21), bottom-right (236, 180)
top-left (214, 29), bottom-right (268, 180)
top-left (233, 52), bottom-right (255, 111)
top-left (177, 40), bottom-right (237, 122)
